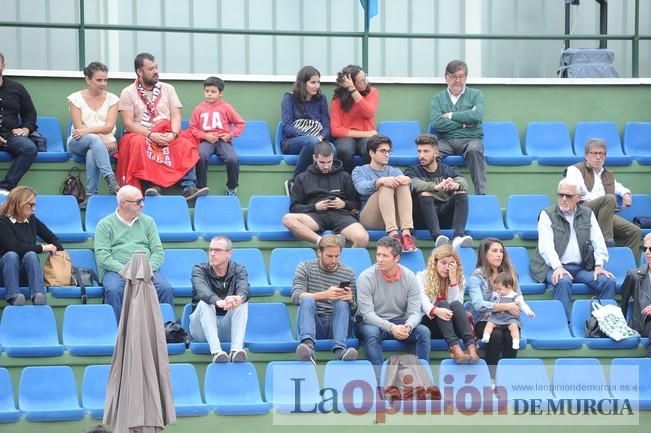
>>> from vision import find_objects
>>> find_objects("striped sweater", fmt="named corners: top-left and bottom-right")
top-left (291, 258), bottom-right (357, 316)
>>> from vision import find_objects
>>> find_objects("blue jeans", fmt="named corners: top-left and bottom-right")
top-left (546, 263), bottom-right (616, 320)
top-left (103, 270), bottom-right (174, 322)
top-left (180, 167), bottom-right (197, 190)
top-left (282, 135), bottom-right (321, 179)
top-left (0, 135), bottom-right (37, 190)
top-left (356, 319), bottom-right (431, 370)
top-left (297, 297), bottom-right (351, 351)
top-left (68, 134), bottom-right (115, 195)
top-left (197, 140), bottom-right (240, 189)
top-left (0, 251), bottom-right (45, 302)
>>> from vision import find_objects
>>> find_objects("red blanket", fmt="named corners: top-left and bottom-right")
top-left (116, 120), bottom-right (199, 189)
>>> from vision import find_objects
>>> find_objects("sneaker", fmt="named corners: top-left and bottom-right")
top-left (183, 186), bottom-right (209, 201)
top-left (226, 188), bottom-right (238, 197)
top-left (230, 349), bottom-right (248, 363)
top-left (401, 233), bottom-right (417, 253)
top-left (390, 232), bottom-right (403, 252)
top-left (336, 347), bottom-right (358, 361)
top-left (452, 235), bottom-right (473, 250)
top-left (33, 293), bottom-right (47, 305)
top-left (284, 179), bottom-right (293, 196)
top-left (10, 294), bottom-right (25, 306)
top-left (144, 186), bottom-right (161, 197)
top-left (434, 234), bottom-right (449, 248)
top-left (0, 189), bottom-right (9, 196)
top-left (212, 351), bottom-right (229, 363)
top-left (296, 341), bottom-right (316, 366)
top-left (104, 174), bottom-right (120, 195)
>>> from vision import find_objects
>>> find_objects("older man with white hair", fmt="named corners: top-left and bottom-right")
top-left (530, 178), bottom-right (616, 320)
top-left (95, 185), bottom-right (173, 321)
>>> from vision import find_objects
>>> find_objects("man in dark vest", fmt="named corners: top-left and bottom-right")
top-left (530, 178), bottom-right (616, 319)
top-left (564, 137), bottom-right (640, 256)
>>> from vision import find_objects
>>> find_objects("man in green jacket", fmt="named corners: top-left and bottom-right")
top-left (429, 60), bottom-right (486, 195)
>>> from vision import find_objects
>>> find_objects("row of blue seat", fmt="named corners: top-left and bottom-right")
top-left (0, 299), bottom-right (645, 359)
top-left (5, 117), bottom-right (651, 167)
top-left (12, 193), bottom-right (651, 243)
top-left (2, 356), bottom-right (649, 423)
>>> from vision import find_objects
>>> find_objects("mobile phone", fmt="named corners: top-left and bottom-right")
top-left (339, 281), bottom-right (351, 289)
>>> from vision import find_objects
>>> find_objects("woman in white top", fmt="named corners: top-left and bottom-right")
top-left (67, 61), bottom-right (120, 205)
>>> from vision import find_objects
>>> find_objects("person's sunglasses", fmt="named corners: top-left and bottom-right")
top-left (557, 193), bottom-right (576, 199)
top-left (643, 246), bottom-right (651, 253)
top-left (124, 198), bottom-right (145, 205)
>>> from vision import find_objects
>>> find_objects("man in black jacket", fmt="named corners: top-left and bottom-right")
top-left (621, 232), bottom-right (651, 357)
top-left (283, 141), bottom-right (369, 247)
top-left (0, 53), bottom-right (38, 195)
top-left (189, 235), bottom-right (249, 363)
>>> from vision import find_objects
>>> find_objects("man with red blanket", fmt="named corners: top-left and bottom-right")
top-left (117, 52), bottom-right (208, 200)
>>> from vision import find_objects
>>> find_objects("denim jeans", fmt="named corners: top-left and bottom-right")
top-left (546, 263), bottom-right (616, 320)
top-left (180, 167), bottom-right (197, 190)
top-left (0, 251), bottom-right (45, 302)
top-left (414, 192), bottom-right (469, 239)
top-left (297, 297), bottom-right (351, 351)
top-left (0, 135), bottom-right (37, 190)
top-left (68, 134), bottom-right (115, 195)
top-left (189, 300), bottom-right (248, 354)
top-left (356, 319), bottom-right (431, 371)
top-left (197, 140), bottom-right (240, 189)
top-left (103, 270), bottom-right (174, 322)
top-left (282, 135), bottom-right (321, 179)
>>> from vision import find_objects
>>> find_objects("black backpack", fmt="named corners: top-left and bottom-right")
top-left (61, 167), bottom-right (86, 204)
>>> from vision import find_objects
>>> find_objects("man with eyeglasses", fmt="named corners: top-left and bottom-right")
top-left (564, 138), bottom-right (640, 256)
top-left (189, 235), bottom-right (249, 363)
top-left (0, 52), bottom-right (38, 196)
top-left (352, 135), bottom-right (417, 252)
top-left (620, 233), bottom-right (651, 357)
top-left (429, 59), bottom-right (487, 195)
top-left (530, 178), bottom-right (616, 320)
top-left (95, 185), bottom-right (174, 322)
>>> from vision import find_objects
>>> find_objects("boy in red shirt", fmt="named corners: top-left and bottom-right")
top-left (189, 77), bottom-right (245, 195)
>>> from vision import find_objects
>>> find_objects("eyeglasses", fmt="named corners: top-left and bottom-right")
top-left (588, 151), bottom-right (606, 157)
top-left (643, 246), bottom-right (651, 253)
top-left (557, 193), bottom-right (577, 199)
top-left (446, 73), bottom-right (466, 81)
top-left (124, 198), bottom-right (145, 205)
top-left (209, 248), bottom-right (231, 254)
top-left (375, 148), bottom-right (392, 155)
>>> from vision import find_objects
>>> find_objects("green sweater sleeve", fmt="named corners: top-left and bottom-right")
top-left (144, 217), bottom-right (164, 271)
top-left (450, 89), bottom-right (485, 125)
top-left (94, 217), bottom-right (125, 274)
top-left (429, 92), bottom-right (460, 133)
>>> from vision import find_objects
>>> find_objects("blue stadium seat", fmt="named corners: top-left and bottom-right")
top-left (245, 303), bottom-right (298, 352)
top-left (525, 122), bottom-right (582, 165)
top-left (377, 120), bottom-right (419, 165)
top-left (34, 195), bottom-right (88, 242)
top-left (0, 368), bottom-right (21, 423)
top-left (246, 195), bottom-right (295, 241)
top-left (399, 248), bottom-right (425, 274)
top-left (570, 299), bottom-right (639, 349)
top-left (81, 364), bottom-right (110, 419)
top-left (48, 249), bottom-right (104, 299)
top-left (181, 303), bottom-right (231, 355)
top-left (62, 304), bottom-right (117, 356)
top-left (205, 362), bottom-right (271, 415)
top-left (142, 196), bottom-right (198, 242)
top-left (160, 303), bottom-right (186, 355)
top-left (466, 195), bottom-right (515, 239)
top-left (483, 121), bottom-right (532, 165)
top-left (340, 247), bottom-right (372, 277)
top-left (323, 360), bottom-right (379, 413)
top-left (18, 366), bottom-right (84, 421)
top-left (427, 123), bottom-right (465, 166)
top-left (457, 246), bottom-right (478, 286)
top-left (0, 305), bottom-right (64, 357)
top-left (33, 116), bottom-right (70, 162)
top-left (610, 358), bottom-right (651, 410)
top-left (520, 300), bottom-right (583, 349)
top-left (274, 121), bottom-right (298, 165)
top-left (159, 248), bottom-right (208, 297)
top-left (230, 248), bottom-right (274, 296)
top-left (495, 358), bottom-right (555, 408)
top-left (623, 122), bottom-right (651, 165)
top-left (169, 363), bottom-right (210, 416)
top-left (616, 194), bottom-right (651, 236)
top-left (84, 195), bottom-right (116, 236)
top-left (269, 247), bottom-right (316, 296)
top-left (265, 361), bottom-right (320, 413)
top-left (438, 359), bottom-right (499, 412)
top-left (505, 194), bottom-right (551, 240)
top-left (552, 358), bottom-right (612, 405)
top-left (193, 195), bottom-right (252, 241)
top-left (573, 121), bottom-right (633, 166)
top-left (605, 247), bottom-right (637, 292)
top-left (227, 120), bottom-right (282, 165)
top-left (505, 246), bottom-right (546, 295)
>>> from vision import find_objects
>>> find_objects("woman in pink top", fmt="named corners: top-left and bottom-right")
top-left (330, 65), bottom-right (379, 173)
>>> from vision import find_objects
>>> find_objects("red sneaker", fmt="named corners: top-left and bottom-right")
top-left (401, 233), bottom-right (417, 252)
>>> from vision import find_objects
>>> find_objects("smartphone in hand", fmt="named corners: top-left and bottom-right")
top-left (339, 281), bottom-right (351, 289)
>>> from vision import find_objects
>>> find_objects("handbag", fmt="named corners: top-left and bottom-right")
top-left (591, 301), bottom-right (640, 341)
top-left (164, 321), bottom-right (187, 344)
top-left (61, 167), bottom-right (86, 204)
top-left (43, 251), bottom-right (73, 287)
top-left (581, 240), bottom-right (595, 271)
top-left (292, 118), bottom-right (323, 137)
top-left (72, 266), bottom-right (100, 305)
top-left (585, 300), bottom-right (607, 338)
top-left (29, 131), bottom-right (47, 151)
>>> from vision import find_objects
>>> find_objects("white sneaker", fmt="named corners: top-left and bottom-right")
top-left (434, 235), bottom-right (449, 248)
top-left (230, 349), bottom-right (248, 362)
top-left (212, 351), bottom-right (229, 363)
top-left (452, 235), bottom-right (473, 250)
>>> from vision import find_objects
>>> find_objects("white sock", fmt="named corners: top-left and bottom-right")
top-left (315, 236), bottom-right (322, 246)
top-left (481, 333), bottom-right (490, 344)
top-left (512, 338), bottom-right (520, 350)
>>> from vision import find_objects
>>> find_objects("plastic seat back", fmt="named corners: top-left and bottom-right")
top-left (574, 121), bottom-right (631, 165)
top-left (194, 195), bottom-right (251, 241)
top-left (159, 249), bottom-right (208, 296)
top-left (269, 247), bottom-right (316, 296)
top-left (247, 195), bottom-right (294, 240)
top-left (505, 194), bottom-right (551, 240)
top-left (62, 304), bottom-right (117, 356)
top-left (525, 122), bottom-right (581, 165)
top-left (142, 196), bottom-right (197, 241)
top-left (205, 362), bottom-right (271, 415)
top-left (340, 248), bottom-right (372, 278)
top-left (265, 361), bottom-right (320, 412)
top-left (231, 120), bottom-right (282, 164)
top-left (377, 121), bottom-right (420, 165)
top-left (19, 365), bottom-right (84, 421)
top-left (34, 195), bottom-right (88, 242)
top-left (0, 305), bottom-right (64, 357)
top-left (169, 363), bottom-right (210, 416)
top-left (483, 121), bottom-right (532, 165)
top-left (81, 364), bottom-right (110, 419)
top-left (230, 248), bottom-right (273, 296)
top-left (0, 368), bottom-right (20, 423)
top-left (244, 303), bottom-right (297, 352)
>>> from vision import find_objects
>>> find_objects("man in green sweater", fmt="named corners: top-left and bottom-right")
top-left (429, 59), bottom-right (487, 194)
top-left (95, 185), bottom-right (173, 322)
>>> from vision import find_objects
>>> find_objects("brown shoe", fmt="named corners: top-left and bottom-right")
top-left (466, 343), bottom-right (480, 364)
top-left (449, 344), bottom-right (470, 364)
